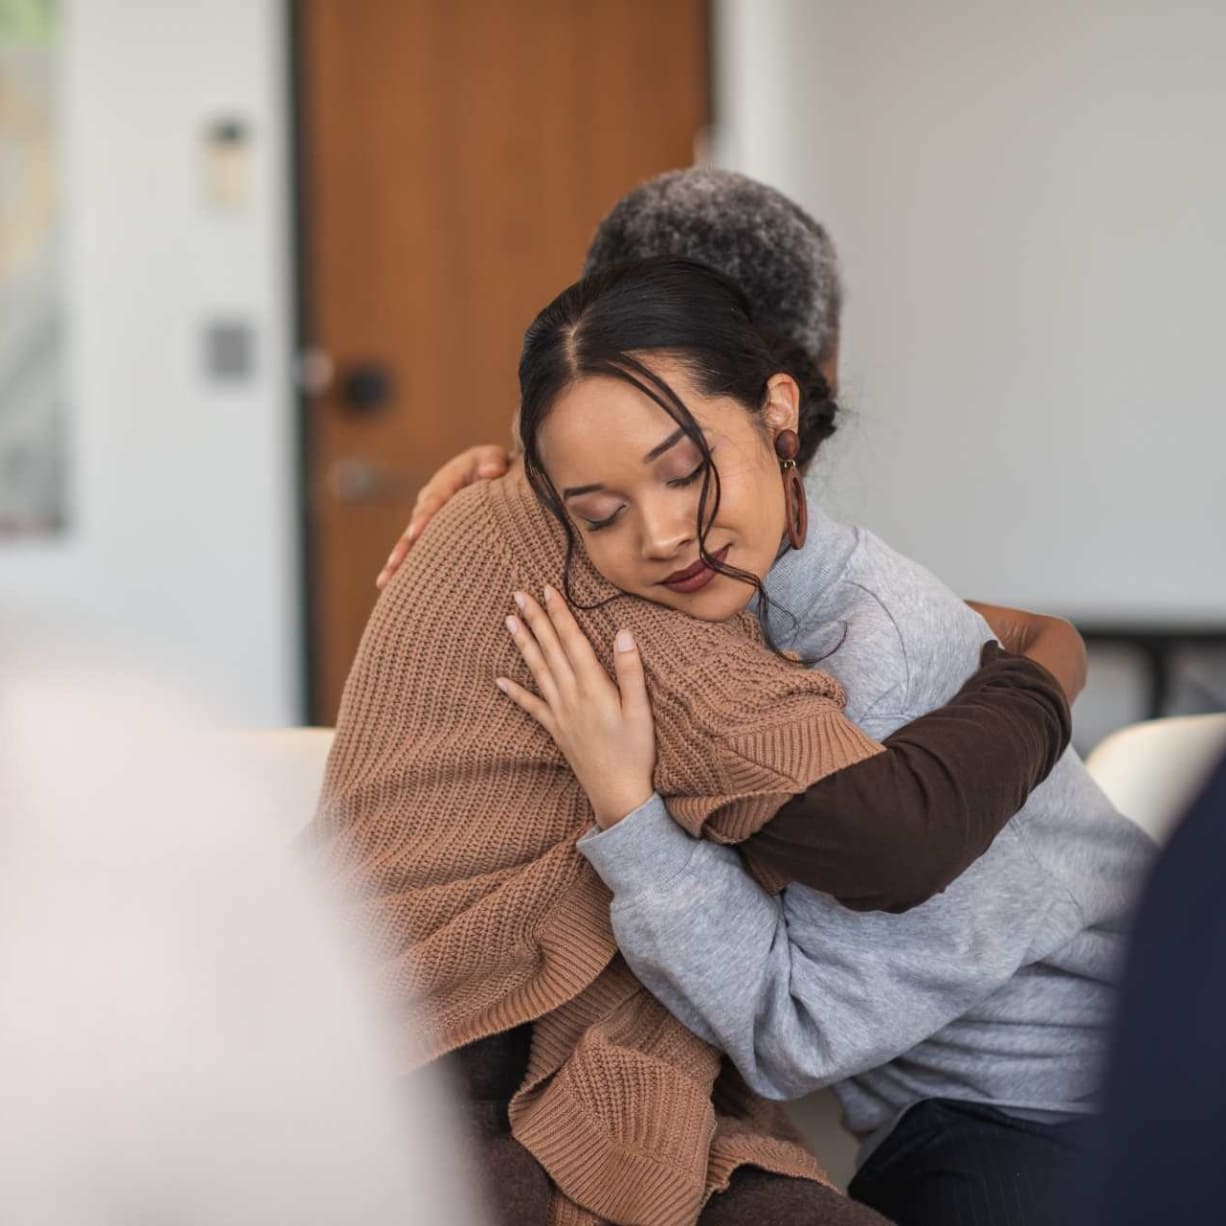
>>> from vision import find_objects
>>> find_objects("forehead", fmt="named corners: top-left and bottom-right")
top-left (545, 374), bottom-right (672, 446)
top-left (539, 359), bottom-right (708, 470)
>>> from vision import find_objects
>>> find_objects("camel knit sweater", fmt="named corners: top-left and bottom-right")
top-left (311, 466), bottom-right (883, 1225)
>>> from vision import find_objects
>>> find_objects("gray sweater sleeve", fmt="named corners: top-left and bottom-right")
top-left (578, 793), bottom-right (1059, 1100)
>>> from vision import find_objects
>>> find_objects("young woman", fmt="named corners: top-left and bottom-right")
top-left (475, 254), bottom-right (1154, 1226)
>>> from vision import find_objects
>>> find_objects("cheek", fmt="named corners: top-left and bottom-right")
top-left (717, 460), bottom-right (784, 541)
top-left (580, 534), bottom-right (638, 590)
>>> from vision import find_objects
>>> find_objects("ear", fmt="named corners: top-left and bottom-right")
top-left (762, 373), bottom-right (801, 434)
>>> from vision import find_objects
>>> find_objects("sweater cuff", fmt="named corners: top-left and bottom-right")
top-left (577, 792), bottom-right (700, 896)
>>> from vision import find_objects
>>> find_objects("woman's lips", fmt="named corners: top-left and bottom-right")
top-left (661, 546), bottom-right (730, 594)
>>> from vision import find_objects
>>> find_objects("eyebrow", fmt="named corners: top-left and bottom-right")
top-left (561, 429), bottom-right (688, 500)
top-left (642, 428), bottom-right (685, 463)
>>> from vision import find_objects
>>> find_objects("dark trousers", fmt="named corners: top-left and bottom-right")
top-left (701, 1167), bottom-right (891, 1224)
top-left (848, 1098), bottom-right (1094, 1226)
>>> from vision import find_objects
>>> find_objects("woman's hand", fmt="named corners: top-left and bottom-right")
top-left (496, 586), bottom-right (657, 829)
top-left (965, 600), bottom-right (1087, 704)
top-left (375, 444), bottom-right (512, 589)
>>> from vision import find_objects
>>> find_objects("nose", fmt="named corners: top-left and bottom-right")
top-left (639, 495), bottom-right (694, 562)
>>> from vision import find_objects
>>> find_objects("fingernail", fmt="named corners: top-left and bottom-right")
top-left (615, 629), bottom-right (635, 653)
top-left (506, 615), bottom-right (520, 634)
top-left (513, 592), bottom-right (526, 610)
top-left (542, 584), bottom-right (555, 603)
top-left (407, 524), bottom-right (420, 542)
top-left (495, 677), bottom-right (509, 693)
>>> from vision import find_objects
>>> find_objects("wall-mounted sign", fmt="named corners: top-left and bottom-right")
top-left (202, 115), bottom-right (253, 212)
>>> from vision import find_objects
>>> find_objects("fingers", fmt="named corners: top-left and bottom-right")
top-left (512, 585), bottom-right (626, 698)
top-left (404, 497), bottom-right (439, 544)
top-left (376, 444), bottom-right (510, 588)
top-left (612, 629), bottom-right (650, 718)
top-left (505, 611), bottom-right (563, 707)
top-left (428, 445), bottom-right (507, 506)
top-left (494, 676), bottom-right (554, 732)
top-left (512, 589), bottom-right (576, 694)
top-left (472, 443), bottom-right (511, 478)
top-left (414, 445), bottom-right (510, 528)
top-left (539, 584), bottom-right (609, 685)
top-left (376, 536), bottom-right (411, 590)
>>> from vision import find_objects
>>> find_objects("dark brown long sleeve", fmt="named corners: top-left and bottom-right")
top-left (739, 643), bottom-right (1071, 913)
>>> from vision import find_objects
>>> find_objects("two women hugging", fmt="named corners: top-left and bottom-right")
top-left (311, 170), bottom-right (1151, 1226)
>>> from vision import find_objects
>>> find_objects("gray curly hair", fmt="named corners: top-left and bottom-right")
top-left (582, 168), bottom-right (841, 363)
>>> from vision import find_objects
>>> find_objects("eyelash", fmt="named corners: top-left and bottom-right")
top-left (668, 461), bottom-right (707, 489)
top-left (583, 510), bottom-right (622, 533)
top-left (583, 460), bottom-right (709, 533)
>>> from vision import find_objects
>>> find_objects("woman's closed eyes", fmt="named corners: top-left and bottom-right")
top-left (580, 456), bottom-right (710, 532)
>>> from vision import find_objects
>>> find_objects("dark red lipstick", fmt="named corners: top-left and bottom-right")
top-left (661, 545), bottom-right (730, 594)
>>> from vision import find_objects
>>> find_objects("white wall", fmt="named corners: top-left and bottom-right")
top-left (0, 0), bottom-right (300, 724)
top-left (715, 0), bottom-right (1226, 623)
top-left (8, 2), bottom-right (1220, 729)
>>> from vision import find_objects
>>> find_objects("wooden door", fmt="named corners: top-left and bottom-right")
top-left (297, 0), bottom-right (710, 723)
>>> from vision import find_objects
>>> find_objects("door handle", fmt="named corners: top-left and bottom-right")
top-left (337, 362), bottom-right (395, 413)
top-left (297, 350), bottom-right (396, 415)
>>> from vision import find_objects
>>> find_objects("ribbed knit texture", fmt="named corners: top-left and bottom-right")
top-left (312, 465), bottom-right (882, 1224)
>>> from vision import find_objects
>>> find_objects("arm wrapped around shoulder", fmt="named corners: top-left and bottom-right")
top-left (739, 642), bottom-right (1071, 912)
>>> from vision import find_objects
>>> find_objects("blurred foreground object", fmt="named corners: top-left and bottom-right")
top-left (1084, 748), bottom-right (1226, 1224)
top-left (0, 639), bottom-right (485, 1225)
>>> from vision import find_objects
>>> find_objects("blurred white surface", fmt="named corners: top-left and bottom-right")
top-left (223, 725), bottom-right (335, 842)
top-left (0, 656), bottom-right (484, 1225)
top-left (1085, 712), bottom-right (1226, 844)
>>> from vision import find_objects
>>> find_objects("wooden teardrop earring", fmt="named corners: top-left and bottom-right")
top-left (774, 428), bottom-right (808, 550)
